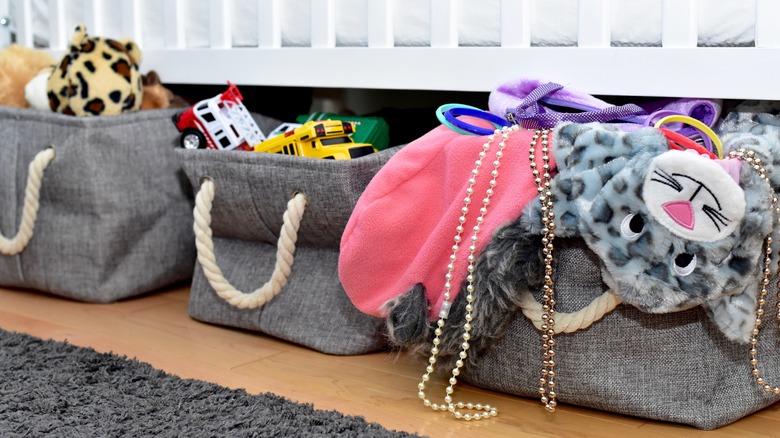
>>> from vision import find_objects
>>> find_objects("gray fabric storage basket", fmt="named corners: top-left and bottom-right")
top-left (459, 238), bottom-right (780, 430)
top-left (180, 142), bottom-right (395, 355)
top-left (0, 107), bottom-right (195, 302)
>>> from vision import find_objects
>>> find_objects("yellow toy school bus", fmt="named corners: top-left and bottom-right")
top-left (254, 120), bottom-right (376, 160)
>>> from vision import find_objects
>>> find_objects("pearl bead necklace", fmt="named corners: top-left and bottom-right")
top-left (416, 141), bottom-right (780, 422)
top-left (528, 129), bottom-right (558, 411)
top-left (729, 148), bottom-right (780, 394)
top-left (417, 124), bottom-right (519, 421)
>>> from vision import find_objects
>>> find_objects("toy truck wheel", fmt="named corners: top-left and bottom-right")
top-left (181, 128), bottom-right (207, 149)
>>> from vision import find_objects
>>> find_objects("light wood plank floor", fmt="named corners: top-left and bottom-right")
top-left (1, 284), bottom-right (778, 437)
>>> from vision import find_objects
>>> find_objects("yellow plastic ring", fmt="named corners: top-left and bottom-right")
top-left (654, 115), bottom-right (723, 159)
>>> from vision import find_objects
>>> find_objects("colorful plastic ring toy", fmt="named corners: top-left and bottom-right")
top-left (654, 114), bottom-right (723, 159)
top-left (647, 110), bottom-right (714, 153)
top-left (436, 104), bottom-right (481, 136)
top-left (443, 106), bottom-right (510, 136)
top-left (659, 128), bottom-right (718, 160)
top-left (645, 110), bottom-right (683, 127)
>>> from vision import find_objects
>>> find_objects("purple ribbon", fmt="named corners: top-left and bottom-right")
top-left (508, 82), bottom-right (647, 129)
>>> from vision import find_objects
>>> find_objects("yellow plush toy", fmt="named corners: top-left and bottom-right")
top-left (0, 45), bottom-right (56, 108)
top-left (47, 25), bottom-right (143, 116)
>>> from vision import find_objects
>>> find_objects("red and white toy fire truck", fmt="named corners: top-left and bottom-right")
top-left (172, 82), bottom-right (265, 151)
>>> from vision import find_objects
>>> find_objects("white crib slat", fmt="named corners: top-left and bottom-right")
top-left (311, 0), bottom-right (335, 48)
top-left (129, 0), bottom-right (780, 100)
top-left (83, 0), bottom-right (104, 36)
top-left (368, 0), bottom-right (393, 48)
top-left (500, 0), bottom-right (530, 48)
top-left (163, 0), bottom-right (186, 49)
top-left (756, 0), bottom-right (780, 47)
top-left (47, 0), bottom-right (66, 49)
top-left (209, 0), bottom-right (231, 48)
top-left (0, 0), bottom-right (9, 47)
top-left (431, 0), bottom-right (457, 47)
top-left (121, 0), bottom-right (143, 47)
top-left (661, 0), bottom-right (698, 47)
top-left (10, 0), bottom-right (32, 46)
top-left (258, 0), bottom-right (281, 48)
top-left (577, 0), bottom-right (610, 47)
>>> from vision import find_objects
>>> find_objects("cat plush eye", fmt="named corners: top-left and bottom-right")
top-left (673, 253), bottom-right (697, 276)
top-left (620, 213), bottom-right (645, 241)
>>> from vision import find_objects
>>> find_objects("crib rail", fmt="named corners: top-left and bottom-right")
top-left (2, 0), bottom-right (780, 100)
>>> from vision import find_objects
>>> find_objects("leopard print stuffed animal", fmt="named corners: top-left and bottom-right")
top-left (47, 25), bottom-right (143, 116)
top-left (388, 122), bottom-right (779, 364)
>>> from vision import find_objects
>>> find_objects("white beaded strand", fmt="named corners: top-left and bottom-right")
top-left (417, 124), bottom-right (519, 421)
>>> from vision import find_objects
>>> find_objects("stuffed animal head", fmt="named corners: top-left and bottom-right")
top-left (46, 25), bottom-right (143, 116)
top-left (140, 71), bottom-right (173, 110)
top-left (0, 45), bottom-right (56, 108)
top-left (521, 123), bottom-right (778, 343)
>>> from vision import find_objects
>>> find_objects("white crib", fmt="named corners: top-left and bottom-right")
top-left (1, 0), bottom-right (779, 101)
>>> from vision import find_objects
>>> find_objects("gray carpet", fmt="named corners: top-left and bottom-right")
top-left (0, 328), bottom-right (422, 437)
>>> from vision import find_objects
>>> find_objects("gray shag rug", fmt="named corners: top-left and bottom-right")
top-left (0, 328), bottom-right (422, 437)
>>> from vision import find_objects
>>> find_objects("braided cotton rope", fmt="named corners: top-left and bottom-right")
top-left (193, 178), bottom-right (307, 309)
top-left (0, 147), bottom-right (55, 256)
top-left (519, 290), bottom-right (622, 333)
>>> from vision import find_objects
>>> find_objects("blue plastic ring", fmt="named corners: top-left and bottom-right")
top-left (444, 106), bottom-right (510, 136)
top-left (436, 104), bottom-right (483, 136)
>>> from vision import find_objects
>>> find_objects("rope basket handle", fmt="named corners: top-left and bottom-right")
top-left (0, 147), bottom-right (56, 256)
top-left (193, 177), bottom-right (307, 309)
top-left (519, 289), bottom-right (623, 333)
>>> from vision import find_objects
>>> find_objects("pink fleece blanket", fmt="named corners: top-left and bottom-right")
top-left (339, 122), bottom-right (556, 320)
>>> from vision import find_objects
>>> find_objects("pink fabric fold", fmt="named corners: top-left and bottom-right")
top-left (339, 121), bottom-right (556, 320)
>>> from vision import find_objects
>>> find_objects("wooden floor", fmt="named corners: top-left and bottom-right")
top-left (1, 284), bottom-right (778, 437)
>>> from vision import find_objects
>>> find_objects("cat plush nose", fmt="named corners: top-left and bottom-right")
top-left (663, 201), bottom-right (695, 230)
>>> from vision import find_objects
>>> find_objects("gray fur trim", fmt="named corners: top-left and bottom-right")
top-left (385, 284), bottom-right (430, 351)
top-left (385, 216), bottom-right (544, 365)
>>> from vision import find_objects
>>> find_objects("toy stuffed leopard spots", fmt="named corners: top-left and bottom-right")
top-left (47, 25), bottom-right (143, 116)
top-left (388, 122), bottom-right (780, 365)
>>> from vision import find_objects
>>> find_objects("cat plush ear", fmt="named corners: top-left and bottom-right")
top-left (704, 284), bottom-right (757, 343)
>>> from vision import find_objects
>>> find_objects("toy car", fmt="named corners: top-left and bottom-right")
top-left (296, 112), bottom-right (391, 150)
top-left (267, 122), bottom-right (302, 138)
top-left (172, 82), bottom-right (265, 151)
top-left (254, 120), bottom-right (375, 160)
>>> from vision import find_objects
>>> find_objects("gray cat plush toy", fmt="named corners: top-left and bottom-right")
top-left (388, 121), bottom-right (780, 363)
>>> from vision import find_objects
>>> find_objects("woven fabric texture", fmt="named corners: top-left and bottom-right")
top-left (459, 238), bottom-right (780, 430)
top-left (180, 143), bottom-right (397, 355)
top-left (0, 107), bottom-right (195, 302)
